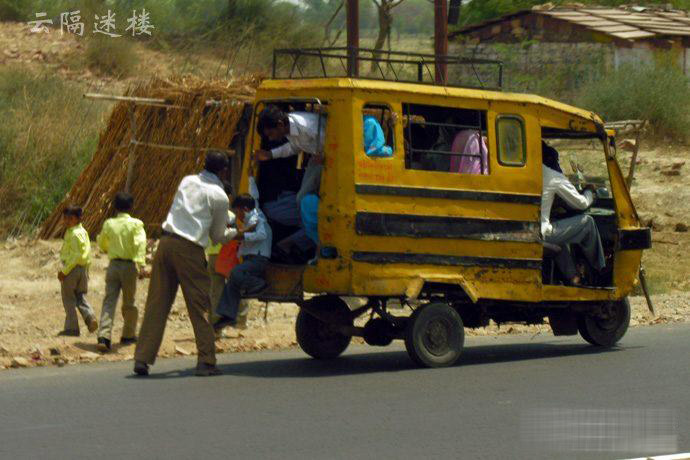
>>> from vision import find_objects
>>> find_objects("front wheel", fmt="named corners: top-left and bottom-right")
top-left (296, 295), bottom-right (352, 359)
top-left (578, 298), bottom-right (631, 347)
top-left (404, 302), bottom-right (464, 368)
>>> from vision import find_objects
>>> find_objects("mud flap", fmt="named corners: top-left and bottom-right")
top-left (548, 310), bottom-right (579, 336)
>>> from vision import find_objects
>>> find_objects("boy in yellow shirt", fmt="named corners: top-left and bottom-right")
top-left (206, 181), bottom-right (236, 325)
top-left (96, 192), bottom-right (147, 351)
top-left (58, 205), bottom-right (98, 337)
top-left (206, 242), bottom-right (224, 323)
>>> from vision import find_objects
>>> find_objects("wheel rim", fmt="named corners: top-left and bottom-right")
top-left (591, 303), bottom-right (622, 331)
top-left (316, 321), bottom-right (340, 341)
top-left (423, 318), bottom-right (452, 356)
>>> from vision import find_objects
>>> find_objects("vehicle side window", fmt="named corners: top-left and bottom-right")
top-left (402, 103), bottom-right (489, 174)
top-left (362, 104), bottom-right (394, 157)
top-left (496, 115), bottom-right (526, 167)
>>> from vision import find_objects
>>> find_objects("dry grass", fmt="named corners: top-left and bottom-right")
top-left (0, 66), bottom-right (110, 237)
top-left (84, 37), bottom-right (139, 78)
top-left (39, 75), bottom-right (260, 239)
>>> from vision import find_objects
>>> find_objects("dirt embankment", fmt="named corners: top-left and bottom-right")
top-left (0, 21), bottom-right (227, 91)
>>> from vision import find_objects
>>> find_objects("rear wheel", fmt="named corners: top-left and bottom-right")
top-left (404, 302), bottom-right (464, 368)
top-left (578, 298), bottom-right (631, 347)
top-left (296, 295), bottom-right (352, 359)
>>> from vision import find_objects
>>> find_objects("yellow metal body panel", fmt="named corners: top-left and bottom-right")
top-left (239, 78), bottom-right (645, 305)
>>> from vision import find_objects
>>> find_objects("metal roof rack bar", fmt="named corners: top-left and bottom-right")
top-left (272, 47), bottom-right (504, 91)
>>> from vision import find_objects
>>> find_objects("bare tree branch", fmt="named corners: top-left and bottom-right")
top-left (323, 0), bottom-right (344, 44)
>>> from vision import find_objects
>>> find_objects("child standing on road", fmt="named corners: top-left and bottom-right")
top-left (58, 205), bottom-right (98, 337)
top-left (95, 192), bottom-right (147, 352)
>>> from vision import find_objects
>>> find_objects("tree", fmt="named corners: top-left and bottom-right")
top-left (370, 0), bottom-right (406, 71)
top-left (448, 0), bottom-right (462, 25)
top-left (323, 1), bottom-right (344, 46)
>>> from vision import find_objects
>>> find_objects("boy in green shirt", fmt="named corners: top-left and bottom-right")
top-left (96, 192), bottom-right (147, 351)
top-left (206, 181), bottom-right (236, 326)
top-left (58, 205), bottom-right (98, 336)
top-left (206, 242), bottom-right (224, 323)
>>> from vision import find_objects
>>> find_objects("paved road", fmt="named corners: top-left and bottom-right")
top-left (1, 324), bottom-right (689, 460)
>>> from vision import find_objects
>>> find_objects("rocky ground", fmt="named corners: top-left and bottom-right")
top-left (0, 238), bottom-right (688, 371)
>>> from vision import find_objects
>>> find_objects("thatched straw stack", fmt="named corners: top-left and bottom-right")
top-left (40, 75), bottom-right (259, 239)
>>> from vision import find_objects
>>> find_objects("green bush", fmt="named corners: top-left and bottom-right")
top-left (0, 66), bottom-right (108, 237)
top-left (0, 0), bottom-right (27, 21)
top-left (575, 60), bottom-right (690, 141)
top-left (84, 37), bottom-right (139, 78)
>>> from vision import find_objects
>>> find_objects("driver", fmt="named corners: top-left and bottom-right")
top-left (541, 141), bottom-right (606, 286)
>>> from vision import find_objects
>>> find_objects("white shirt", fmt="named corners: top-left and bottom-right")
top-left (162, 171), bottom-right (237, 248)
top-left (270, 112), bottom-right (326, 159)
top-left (238, 177), bottom-right (272, 258)
top-left (541, 165), bottom-right (594, 237)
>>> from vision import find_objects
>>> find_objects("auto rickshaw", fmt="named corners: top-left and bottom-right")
top-left (232, 48), bottom-right (651, 368)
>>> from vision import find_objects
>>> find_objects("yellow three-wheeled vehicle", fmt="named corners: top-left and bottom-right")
top-left (232, 49), bottom-right (651, 368)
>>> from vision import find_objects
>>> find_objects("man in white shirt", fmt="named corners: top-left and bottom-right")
top-left (134, 151), bottom-right (237, 377)
top-left (252, 106), bottom-right (324, 258)
top-left (254, 105), bottom-right (325, 205)
top-left (541, 142), bottom-right (605, 286)
top-left (214, 178), bottom-right (272, 331)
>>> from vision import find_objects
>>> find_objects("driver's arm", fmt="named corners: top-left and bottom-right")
top-left (554, 173), bottom-right (594, 211)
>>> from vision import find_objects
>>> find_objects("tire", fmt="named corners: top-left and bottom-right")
top-left (577, 298), bottom-right (631, 347)
top-left (296, 295), bottom-right (352, 359)
top-left (404, 302), bottom-right (464, 368)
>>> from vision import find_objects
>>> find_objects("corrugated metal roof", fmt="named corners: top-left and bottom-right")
top-left (452, 6), bottom-right (690, 41)
top-left (540, 6), bottom-right (690, 39)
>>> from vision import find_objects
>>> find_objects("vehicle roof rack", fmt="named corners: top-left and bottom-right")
top-left (272, 47), bottom-right (503, 91)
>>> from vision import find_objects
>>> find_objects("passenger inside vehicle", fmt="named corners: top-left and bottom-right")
top-left (541, 141), bottom-right (606, 286)
top-left (402, 104), bottom-right (489, 174)
top-left (449, 129), bottom-right (489, 175)
top-left (253, 104), bottom-right (321, 265)
top-left (363, 115), bottom-right (393, 157)
top-left (254, 105), bottom-right (395, 265)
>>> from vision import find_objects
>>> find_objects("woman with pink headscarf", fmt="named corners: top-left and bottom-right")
top-left (449, 130), bottom-right (489, 175)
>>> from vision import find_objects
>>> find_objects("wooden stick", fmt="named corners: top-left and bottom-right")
top-left (84, 93), bottom-right (187, 109)
top-left (652, 239), bottom-right (680, 245)
top-left (638, 267), bottom-right (655, 316)
top-left (626, 121), bottom-right (646, 188)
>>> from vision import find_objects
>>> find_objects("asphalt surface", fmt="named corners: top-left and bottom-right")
top-left (1, 324), bottom-right (689, 460)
